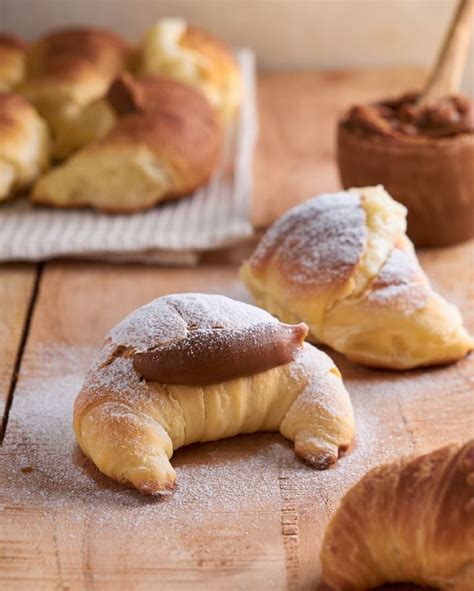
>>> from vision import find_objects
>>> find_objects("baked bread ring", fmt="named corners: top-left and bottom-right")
top-left (31, 74), bottom-right (222, 212)
top-left (0, 92), bottom-right (50, 201)
top-left (320, 440), bottom-right (474, 590)
top-left (240, 186), bottom-right (473, 369)
top-left (73, 294), bottom-right (355, 495)
top-left (0, 34), bottom-right (28, 91)
top-left (17, 27), bottom-right (130, 159)
top-left (136, 18), bottom-right (243, 123)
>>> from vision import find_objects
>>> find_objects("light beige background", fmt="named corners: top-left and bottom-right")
top-left (1, 0), bottom-right (472, 92)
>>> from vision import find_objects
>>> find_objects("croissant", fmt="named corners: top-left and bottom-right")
top-left (31, 74), bottom-right (222, 212)
top-left (17, 27), bottom-right (130, 159)
top-left (240, 186), bottom-right (473, 369)
top-left (0, 92), bottom-right (50, 201)
top-left (136, 18), bottom-right (243, 122)
top-left (73, 293), bottom-right (355, 495)
top-left (0, 34), bottom-right (28, 91)
top-left (320, 440), bottom-right (474, 590)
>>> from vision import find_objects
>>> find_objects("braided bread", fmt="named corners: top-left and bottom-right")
top-left (136, 18), bottom-right (243, 122)
top-left (31, 74), bottom-right (222, 212)
top-left (18, 27), bottom-right (130, 159)
top-left (0, 92), bottom-right (50, 201)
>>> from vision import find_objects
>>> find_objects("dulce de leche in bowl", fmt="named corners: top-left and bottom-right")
top-left (337, 93), bottom-right (474, 247)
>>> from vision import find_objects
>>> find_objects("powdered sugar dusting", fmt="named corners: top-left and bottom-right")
top-left (1, 343), bottom-right (391, 515)
top-left (2, 339), bottom-right (468, 585)
top-left (249, 192), bottom-right (366, 292)
top-left (107, 293), bottom-right (278, 353)
top-left (82, 293), bottom-right (283, 411)
top-left (366, 241), bottom-right (430, 314)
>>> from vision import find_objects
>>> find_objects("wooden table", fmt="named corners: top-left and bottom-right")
top-left (1, 70), bottom-right (473, 591)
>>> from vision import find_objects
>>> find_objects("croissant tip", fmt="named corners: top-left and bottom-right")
top-left (292, 322), bottom-right (309, 342)
top-left (296, 442), bottom-right (351, 470)
top-left (297, 450), bottom-right (337, 470)
top-left (136, 479), bottom-right (176, 497)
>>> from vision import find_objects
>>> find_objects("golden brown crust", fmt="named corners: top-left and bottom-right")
top-left (0, 92), bottom-right (29, 129)
top-left (0, 91), bottom-right (50, 200)
top-left (247, 191), bottom-right (366, 295)
top-left (136, 19), bottom-right (243, 122)
top-left (17, 27), bottom-right (130, 159)
top-left (96, 75), bottom-right (222, 197)
top-left (320, 440), bottom-right (474, 590)
top-left (182, 24), bottom-right (238, 69)
top-left (23, 27), bottom-right (129, 89)
top-left (31, 74), bottom-right (222, 210)
top-left (0, 33), bottom-right (28, 51)
top-left (0, 33), bottom-right (28, 90)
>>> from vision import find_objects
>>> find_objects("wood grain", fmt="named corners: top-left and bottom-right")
top-left (0, 264), bottom-right (38, 438)
top-left (1, 245), bottom-right (472, 590)
top-left (0, 70), bottom-right (473, 590)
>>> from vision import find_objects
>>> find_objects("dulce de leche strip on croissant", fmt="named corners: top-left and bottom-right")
top-left (133, 322), bottom-right (309, 386)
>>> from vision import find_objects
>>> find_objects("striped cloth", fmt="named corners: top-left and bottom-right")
top-left (0, 50), bottom-right (257, 265)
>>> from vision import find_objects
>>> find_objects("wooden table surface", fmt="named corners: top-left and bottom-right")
top-left (1, 70), bottom-right (473, 591)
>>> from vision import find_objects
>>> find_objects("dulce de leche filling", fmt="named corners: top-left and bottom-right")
top-left (133, 322), bottom-right (309, 386)
top-left (342, 92), bottom-right (474, 140)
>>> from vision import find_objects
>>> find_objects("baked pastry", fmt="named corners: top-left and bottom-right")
top-left (0, 34), bottom-right (28, 90)
top-left (136, 18), bottom-right (243, 122)
top-left (18, 27), bottom-right (130, 159)
top-left (240, 186), bottom-right (473, 370)
top-left (338, 93), bottom-right (474, 246)
top-left (320, 439), bottom-right (474, 590)
top-left (31, 74), bottom-right (222, 212)
top-left (73, 294), bottom-right (355, 495)
top-left (0, 92), bottom-right (50, 201)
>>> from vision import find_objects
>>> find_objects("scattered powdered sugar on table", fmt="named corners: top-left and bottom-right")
top-left (1, 335), bottom-right (450, 578)
top-left (2, 343), bottom-right (394, 519)
top-left (366, 240), bottom-right (430, 314)
top-left (1, 345), bottom-right (284, 534)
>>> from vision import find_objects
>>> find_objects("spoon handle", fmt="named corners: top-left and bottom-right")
top-left (420, 0), bottom-right (474, 104)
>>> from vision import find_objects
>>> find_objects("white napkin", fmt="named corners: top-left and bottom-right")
top-left (0, 49), bottom-right (257, 265)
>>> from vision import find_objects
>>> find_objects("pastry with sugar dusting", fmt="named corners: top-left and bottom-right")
top-left (73, 294), bottom-right (355, 495)
top-left (240, 186), bottom-right (473, 370)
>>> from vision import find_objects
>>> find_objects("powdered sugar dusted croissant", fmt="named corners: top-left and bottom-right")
top-left (241, 186), bottom-right (473, 369)
top-left (320, 440), bottom-right (474, 590)
top-left (73, 294), bottom-right (355, 495)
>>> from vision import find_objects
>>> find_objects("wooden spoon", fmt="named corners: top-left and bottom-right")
top-left (419, 0), bottom-right (474, 104)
